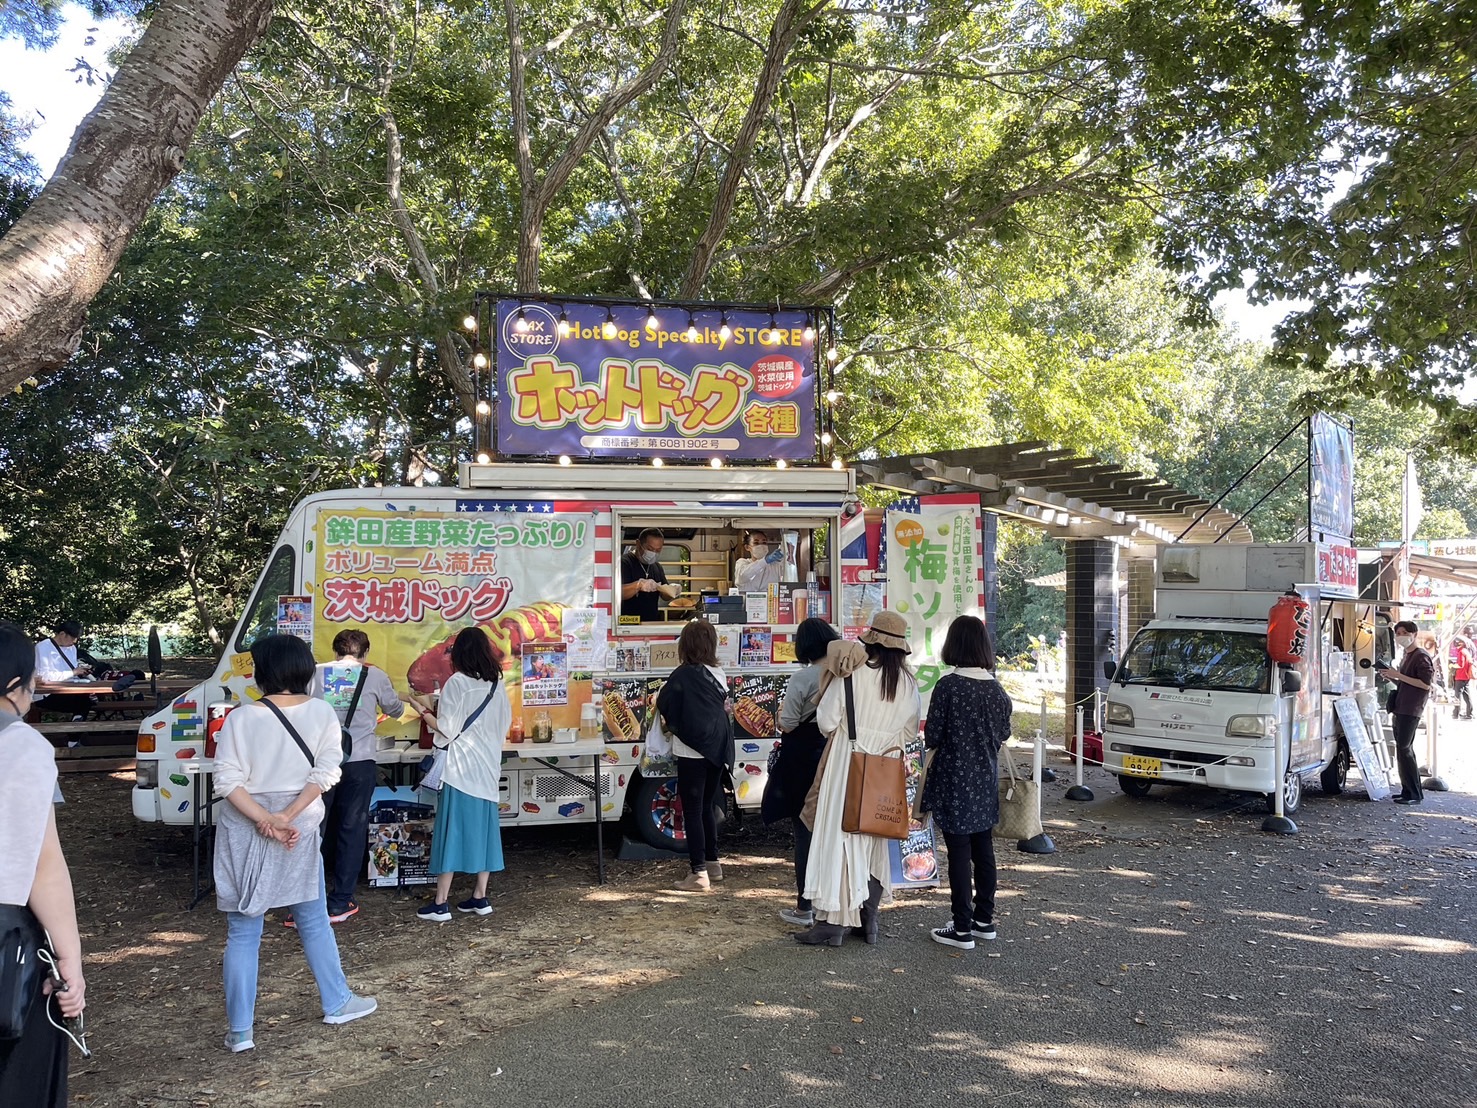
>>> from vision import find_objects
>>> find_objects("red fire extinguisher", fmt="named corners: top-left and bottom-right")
top-left (1267, 588), bottom-right (1311, 665)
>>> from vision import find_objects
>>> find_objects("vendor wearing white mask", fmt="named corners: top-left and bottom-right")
top-left (734, 530), bottom-right (787, 592)
top-left (620, 528), bottom-right (681, 623)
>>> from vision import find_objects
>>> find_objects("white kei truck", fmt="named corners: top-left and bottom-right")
top-left (130, 462), bottom-right (858, 856)
top-left (1102, 542), bottom-right (1375, 814)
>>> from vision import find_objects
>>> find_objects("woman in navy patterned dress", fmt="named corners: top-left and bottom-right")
top-left (917, 615), bottom-right (1013, 950)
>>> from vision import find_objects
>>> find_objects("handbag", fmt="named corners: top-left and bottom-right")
top-left (993, 745), bottom-right (1043, 842)
top-left (419, 684), bottom-right (498, 792)
top-left (839, 676), bottom-right (910, 840)
top-left (0, 903), bottom-right (47, 1040)
top-left (639, 712), bottom-right (678, 777)
top-left (910, 748), bottom-right (935, 823)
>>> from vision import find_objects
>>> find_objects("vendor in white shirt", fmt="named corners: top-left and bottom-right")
top-left (734, 530), bottom-right (790, 592)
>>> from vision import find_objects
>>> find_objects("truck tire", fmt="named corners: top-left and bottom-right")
top-left (628, 774), bottom-right (729, 852)
top-left (1265, 771), bottom-right (1303, 815)
top-left (1118, 774), bottom-right (1154, 798)
top-left (1320, 745), bottom-right (1350, 795)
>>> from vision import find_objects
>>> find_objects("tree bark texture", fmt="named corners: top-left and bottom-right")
top-left (0, 0), bottom-right (276, 390)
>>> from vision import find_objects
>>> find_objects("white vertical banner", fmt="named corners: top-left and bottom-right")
top-left (886, 498), bottom-right (984, 714)
top-left (1402, 454), bottom-right (1424, 543)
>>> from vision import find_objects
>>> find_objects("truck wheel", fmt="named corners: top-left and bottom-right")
top-left (628, 775), bottom-right (729, 852)
top-left (1265, 771), bottom-right (1303, 815)
top-left (1320, 746), bottom-right (1350, 795)
top-left (1118, 774), bottom-right (1153, 798)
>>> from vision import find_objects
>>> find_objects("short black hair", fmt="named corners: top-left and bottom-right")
top-left (56, 619), bottom-right (82, 638)
top-left (452, 627), bottom-right (502, 684)
top-left (332, 629), bottom-right (371, 658)
top-left (0, 622), bottom-right (36, 698)
top-left (636, 527), bottom-right (664, 545)
top-left (940, 615), bottom-right (995, 670)
top-left (1393, 619), bottom-right (1420, 636)
top-left (251, 634), bottom-right (316, 695)
top-left (794, 617), bottom-right (840, 664)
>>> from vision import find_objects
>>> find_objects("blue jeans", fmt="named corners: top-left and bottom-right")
top-left (223, 869), bottom-right (351, 1033)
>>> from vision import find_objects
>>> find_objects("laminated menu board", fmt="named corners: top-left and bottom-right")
top-left (601, 677), bottom-right (656, 746)
top-left (366, 787), bottom-right (436, 887)
top-left (1334, 696), bottom-right (1393, 801)
top-left (730, 673), bottom-right (784, 741)
top-left (889, 739), bottom-right (940, 889)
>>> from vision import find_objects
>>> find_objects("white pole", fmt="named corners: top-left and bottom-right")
top-left (1074, 704), bottom-right (1086, 788)
top-left (1272, 717), bottom-right (1285, 819)
top-left (1039, 694), bottom-right (1048, 750)
top-left (1032, 727), bottom-right (1044, 787)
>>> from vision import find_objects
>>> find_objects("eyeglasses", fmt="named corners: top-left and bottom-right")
top-left (37, 946), bottom-right (90, 1057)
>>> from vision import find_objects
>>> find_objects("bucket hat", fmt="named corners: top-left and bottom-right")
top-left (859, 610), bottom-right (911, 654)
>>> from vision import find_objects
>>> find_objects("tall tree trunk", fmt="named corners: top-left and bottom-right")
top-left (0, 0), bottom-right (276, 390)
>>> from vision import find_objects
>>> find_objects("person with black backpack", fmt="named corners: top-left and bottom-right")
top-left (211, 634), bottom-right (377, 1054)
top-left (306, 629), bottom-right (416, 926)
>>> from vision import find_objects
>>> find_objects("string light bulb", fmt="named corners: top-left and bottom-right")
top-left (602, 309), bottom-right (617, 339)
top-left (476, 400), bottom-right (491, 415)
top-left (473, 352), bottom-right (488, 369)
top-left (718, 313), bottom-right (732, 342)
top-left (476, 451), bottom-right (491, 464)
top-left (776, 458), bottom-right (788, 470)
top-left (462, 314), bottom-right (477, 332)
top-left (766, 312), bottom-right (778, 344)
top-left (825, 389), bottom-right (840, 403)
top-left (645, 304), bottom-right (659, 331)
top-left (684, 314), bottom-right (699, 342)
top-left (831, 457), bottom-right (843, 470)
top-left (826, 346), bottom-right (838, 363)
top-left (558, 310), bottom-right (570, 337)
top-left (653, 457), bottom-right (665, 467)
top-left (558, 454), bottom-right (571, 467)
top-left (710, 457), bottom-right (723, 468)
top-left (821, 432), bottom-right (832, 446)
top-left (513, 309), bottom-right (529, 333)
top-left (802, 320), bottom-right (816, 342)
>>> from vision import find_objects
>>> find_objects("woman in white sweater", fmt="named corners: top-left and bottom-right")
top-left (413, 627), bottom-right (511, 921)
top-left (212, 634), bottom-right (377, 1053)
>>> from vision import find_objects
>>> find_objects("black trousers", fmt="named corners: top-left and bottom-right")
top-left (942, 830), bottom-right (998, 935)
top-left (792, 817), bottom-right (813, 911)
top-left (676, 756), bottom-right (722, 871)
top-left (1390, 712), bottom-right (1424, 801)
top-left (320, 759), bottom-right (377, 913)
top-left (0, 988), bottom-right (68, 1107)
top-left (1454, 679), bottom-right (1472, 717)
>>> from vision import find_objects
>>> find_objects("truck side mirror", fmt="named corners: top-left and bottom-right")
top-left (1280, 668), bottom-right (1303, 694)
top-left (1102, 659), bottom-right (1117, 680)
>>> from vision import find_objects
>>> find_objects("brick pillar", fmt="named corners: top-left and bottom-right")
top-left (1066, 539), bottom-right (1118, 734)
top-left (1125, 544), bottom-right (1158, 643)
top-left (981, 512), bottom-right (999, 637)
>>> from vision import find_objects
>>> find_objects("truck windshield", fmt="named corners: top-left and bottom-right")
top-left (1116, 628), bottom-right (1270, 693)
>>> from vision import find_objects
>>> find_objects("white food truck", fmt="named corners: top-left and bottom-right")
top-left (1102, 543), bottom-right (1374, 813)
top-left (130, 462), bottom-right (857, 853)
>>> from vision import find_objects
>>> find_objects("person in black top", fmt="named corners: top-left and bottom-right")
top-left (619, 528), bottom-right (680, 622)
top-left (1379, 619), bottom-right (1434, 804)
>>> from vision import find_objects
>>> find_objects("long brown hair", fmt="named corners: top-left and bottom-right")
top-left (864, 641), bottom-right (913, 702)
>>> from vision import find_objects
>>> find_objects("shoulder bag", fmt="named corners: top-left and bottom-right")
top-left (839, 676), bottom-right (910, 840)
top-left (993, 744), bottom-right (1043, 842)
top-left (0, 903), bottom-right (46, 1040)
top-left (339, 668), bottom-right (368, 758)
top-left (419, 684), bottom-right (497, 792)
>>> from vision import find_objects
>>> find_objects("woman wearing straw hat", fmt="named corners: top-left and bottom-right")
top-left (794, 611), bottom-right (920, 946)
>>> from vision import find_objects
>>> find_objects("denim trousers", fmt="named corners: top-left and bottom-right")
top-left (223, 868), bottom-right (351, 1033)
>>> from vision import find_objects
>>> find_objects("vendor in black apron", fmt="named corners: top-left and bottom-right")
top-left (619, 528), bottom-right (681, 622)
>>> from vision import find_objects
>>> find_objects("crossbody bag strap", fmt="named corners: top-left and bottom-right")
top-left (260, 698), bottom-right (316, 766)
top-left (843, 675), bottom-right (858, 746)
top-left (342, 667), bottom-right (368, 728)
top-left (439, 684), bottom-right (497, 745)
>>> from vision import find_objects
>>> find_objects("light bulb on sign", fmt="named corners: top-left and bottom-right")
top-left (710, 457), bottom-right (723, 469)
top-left (473, 352), bottom-right (488, 369)
top-left (514, 310), bottom-right (529, 333)
top-left (831, 457), bottom-right (843, 470)
top-left (646, 305), bottom-right (659, 330)
top-left (476, 400), bottom-right (491, 415)
top-left (821, 432), bottom-right (832, 446)
top-left (718, 314), bottom-right (732, 342)
top-left (826, 347), bottom-right (838, 363)
top-left (558, 454), bottom-right (571, 467)
top-left (462, 314), bottom-right (477, 332)
top-left (776, 458), bottom-right (788, 470)
top-left (558, 311), bottom-right (570, 336)
top-left (802, 322), bottom-right (816, 342)
top-left (476, 451), bottom-right (491, 464)
top-left (652, 457), bottom-right (665, 468)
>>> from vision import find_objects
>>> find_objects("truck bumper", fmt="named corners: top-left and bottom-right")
top-left (131, 784), bottom-right (160, 822)
top-left (1103, 734), bottom-right (1276, 795)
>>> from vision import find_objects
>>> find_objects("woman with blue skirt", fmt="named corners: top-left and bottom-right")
top-left (414, 628), bottom-right (511, 921)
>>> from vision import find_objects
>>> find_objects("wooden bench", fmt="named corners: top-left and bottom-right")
top-left (34, 720), bottom-right (141, 738)
top-left (54, 744), bottom-right (137, 773)
top-left (85, 699), bottom-right (162, 717)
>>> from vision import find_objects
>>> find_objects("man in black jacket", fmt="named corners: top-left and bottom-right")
top-left (1379, 620), bottom-right (1434, 804)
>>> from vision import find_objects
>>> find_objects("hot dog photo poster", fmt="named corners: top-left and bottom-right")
top-left (310, 506), bottom-right (597, 737)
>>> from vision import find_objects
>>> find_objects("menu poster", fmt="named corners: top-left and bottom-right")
top-left (606, 643), bottom-right (651, 673)
top-left (521, 641), bottom-right (569, 706)
top-left (562, 608), bottom-right (608, 670)
top-left (322, 664), bottom-right (362, 709)
top-left (730, 674), bottom-right (782, 741)
top-left (715, 627), bottom-right (741, 668)
top-left (601, 677), bottom-right (654, 745)
top-left (277, 595), bottom-right (313, 643)
top-left (740, 626), bottom-right (772, 668)
top-left (889, 739), bottom-right (940, 889)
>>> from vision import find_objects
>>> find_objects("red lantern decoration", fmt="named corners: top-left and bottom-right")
top-left (1267, 589), bottom-right (1311, 665)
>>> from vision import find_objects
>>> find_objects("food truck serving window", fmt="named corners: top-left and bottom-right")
top-left (611, 509), bottom-right (837, 635)
top-left (1118, 628), bottom-right (1271, 694)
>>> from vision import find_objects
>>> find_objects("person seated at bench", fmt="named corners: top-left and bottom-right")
top-left (33, 620), bottom-right (95, 724)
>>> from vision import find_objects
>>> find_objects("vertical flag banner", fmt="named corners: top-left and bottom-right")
top-left (1308, 412), bottom-right (1354, 542)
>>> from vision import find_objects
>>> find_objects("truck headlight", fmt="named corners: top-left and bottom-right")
top-left (1226, 715), bottom-right (1275, 738)
top-left (1106, 701), bottom-right (1133, 727)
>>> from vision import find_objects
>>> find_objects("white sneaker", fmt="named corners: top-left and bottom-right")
top-left (224, 1030), bottom-right (255, 1053)
top-left (323, 994), bottom-right (378, 1025)
top-left (778, 907), bottom-right (815, 927)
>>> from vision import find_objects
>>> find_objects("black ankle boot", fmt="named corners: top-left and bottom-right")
top-left (794, 921), bottom-right (846, 946)
top-left (854, 877), bottom-right (883, 945)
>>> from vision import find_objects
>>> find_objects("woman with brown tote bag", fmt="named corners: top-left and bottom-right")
top-left (794, 612), bottom-right (920, 947)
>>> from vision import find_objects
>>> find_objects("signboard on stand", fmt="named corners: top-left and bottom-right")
top-left (1333, 697), bottom-right (1393, 801)
top-left (494, 299), bottom-right (818, 460)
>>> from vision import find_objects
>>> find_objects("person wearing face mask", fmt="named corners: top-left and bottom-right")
top-left (619, 528), bottom-right (681, 623)
top-left (734, 530), bottom-right (787, 592)
top-left (1378, 620), bottom-right (1434, 805)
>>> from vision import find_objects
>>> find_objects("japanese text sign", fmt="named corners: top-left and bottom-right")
top-left (494, 299), bottom-right (817, 460)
